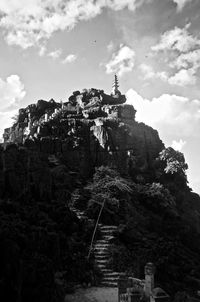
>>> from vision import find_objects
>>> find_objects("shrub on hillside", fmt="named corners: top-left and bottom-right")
top-left (86, 166), bottom-right (132, 224)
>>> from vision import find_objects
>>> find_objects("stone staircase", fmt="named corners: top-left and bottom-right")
top-left (69, 189), bottom-right (88, 220)
top-left (94, 225), bottom-right (119, 287)
top-left (68, 204), bottom-right (119, 287)
top-left (70, 206), bottom-right (86, 219)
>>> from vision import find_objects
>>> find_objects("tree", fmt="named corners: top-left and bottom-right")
top-left (11, 114), bottom-right (19, 123)
top-left (86, 166), bottom-right (132, 259)
top-left (159, 147), bottom-right (188, 177)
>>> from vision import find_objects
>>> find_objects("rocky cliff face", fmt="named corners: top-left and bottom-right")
top-left (1, 88), bottom-right (164, 199)
top-left (2, 86), bottom-right (200, 301)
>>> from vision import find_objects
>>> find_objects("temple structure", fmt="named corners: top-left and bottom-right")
top-left (118, 263), bottom-right (170, 302)
top-left (111, 74), bottom-right (120, 96)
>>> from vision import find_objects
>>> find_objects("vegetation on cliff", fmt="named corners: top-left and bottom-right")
top-left (78, 163), bottom-right (200, 295)
top-left (1, 90), bottom-right (200, 301)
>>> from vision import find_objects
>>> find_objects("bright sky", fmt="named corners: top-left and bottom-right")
top-left (0, 0), bottom-right (200, 194)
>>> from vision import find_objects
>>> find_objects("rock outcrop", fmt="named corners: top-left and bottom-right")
top-left (1, 87), bottom-right (164, 199)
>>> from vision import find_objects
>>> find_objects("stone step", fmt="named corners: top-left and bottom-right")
top-left (94, 254), bottom-right (109, 258)
top-left (101, 230), bottom-right (116, 236)
top-left (70, 207), bottom-right (83, 212)
top-left (96, 238), bottom-right (110, 242)
top-left (94, 247), bottom-right (110, 252)
top-left (94, 250), bottom-right (109, 254)
top-left (94, 247), bottom-right (110, 257)
top-left (74, 212), bottom-right (85, 217)
top-left (75, 212), bottom-right (84, 215)
top-left (100, 282), bottom-right (118, 287)
top-left (101, 228), bottom-right (117, 232)
top-left (94, 244), bottom-right (110, 248)
top-left (94, 248), bottom-right (109, 252)
top-left (70, 208), bottom-right (84, 215)
top-left (95, 240), bottom-right (110, 244)
top-left (100, 231), bottom-right (117, 234)
top-left (76, 215), bottom-right (86, 219)
top-left (74, 210), bottom-right (84, 214)
top-left (95, 255), bottom-right (108, 260)
top-left (103, 272), bottom-right (119, 277)
top-left (100, 225), bottom-right (118, 230)
top-left (100, 230), bottom-right (117, 235)
top-left (96, 264), bottom-right (107, 269)
top-left (94, 249), bottom-right (109, 253)
top-left (94, 224), bottom-right (120, 288)
top-left (96, 265), bottom-right (107, 269)
top-left (101, 269), bottom-right (113, 273)
top-left (101, 235), bottom-right (114, 240)
top-left (101, 277), bottom-right (119, 283)
top-left (96, 259), bottom-right (108, 264)
top-left (94, 250), bottom-right (109, 255)
top-left (94, 254), bottom-right (108, 259)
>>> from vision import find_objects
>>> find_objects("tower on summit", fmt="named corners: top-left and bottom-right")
top-left (111, 74), bottom-right (121, 96)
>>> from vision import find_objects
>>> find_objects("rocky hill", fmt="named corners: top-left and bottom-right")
top-left (1, 82), bottom-right (200, 302)
top-left (1, 87), bottom-right (163, 198)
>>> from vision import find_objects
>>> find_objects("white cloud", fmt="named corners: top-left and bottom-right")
top-left (107, 41), bottom-right (114, 52)
top-left (140, 63), bottom-right (168, 81)
top-left (126, 88), bottom-right (200, 194)
top-left (139, 63), bottom-right (196, 86)
top-left (0, 74), bottom-right (26, 139)
top-left (38, 46), bottom-right (47, 57)
top-left (126, 89), bottom-right (200, 138)
top-left (172, 0), bottom-right (193, 11)
top-left (151, 24), bottom-right (200, 86)
top-left (62, 54), bottom-right (77, 64)
top-left (0, 110), bottom-right (18, 140)
top-left (171, 49), bottom-right (200, 70)
top-left (152, 24), bottom-right (200, 53)
top-left (171, 139), bottom-right (186, 151)
top-left (48, 49), bottom-right (62, 59)
top-left (0, 0), bottom-right (147, 50)
top-left (102, 0), bottom-right (149, 11)
top-left (168, 68), bottom-right (196, 86)
top-left (0, 75), bottom-right (26, 111)
top-left (105, 45), bottom-right (135, 76)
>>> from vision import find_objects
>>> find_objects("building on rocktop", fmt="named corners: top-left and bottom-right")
top-left (111, 74), bottom-right (122, 98)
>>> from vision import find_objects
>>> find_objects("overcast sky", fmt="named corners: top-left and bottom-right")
top-left (0, 0), bottom-right (200, 194)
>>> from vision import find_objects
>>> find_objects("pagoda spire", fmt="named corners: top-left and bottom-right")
top-left (112, 74), bottom-right (119, 95)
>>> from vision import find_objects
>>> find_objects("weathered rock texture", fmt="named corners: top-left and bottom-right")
top-left (1, 88), bottom-right (164, 199)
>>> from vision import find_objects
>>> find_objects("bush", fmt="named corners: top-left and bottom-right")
top-left (86, 166), bottom-right (132, 224)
